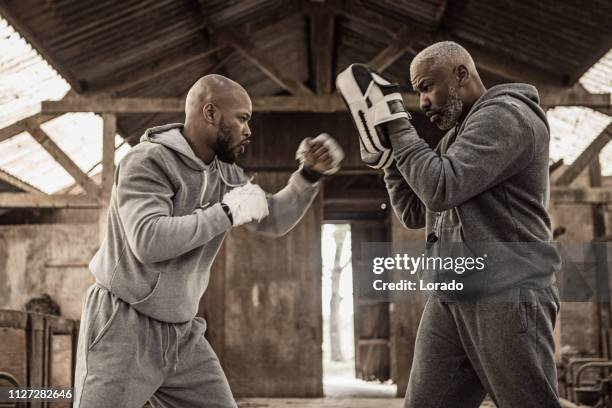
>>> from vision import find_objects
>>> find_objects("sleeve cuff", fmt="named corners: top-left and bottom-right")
top-left (300, 166), bottom-right (324, 183)
top-left (291, 168), bottom-right (321, 190)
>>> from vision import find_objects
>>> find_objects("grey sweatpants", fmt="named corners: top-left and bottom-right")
top-left (405, 286), bottom-right (561, 408)
top-left (73, 284), bottom-right (236, 408)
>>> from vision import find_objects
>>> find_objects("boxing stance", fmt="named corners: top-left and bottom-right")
top-left (74, 75), bottom-right (343, 407)
top-left (337, 41), bottom-right (561, 407)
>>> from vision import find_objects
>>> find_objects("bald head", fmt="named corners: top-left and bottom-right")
top-left (183, 74), bottom-right (253, 164)
top-left (185, 74), bottom-right (250, 119)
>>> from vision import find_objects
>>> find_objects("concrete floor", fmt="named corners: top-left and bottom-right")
top-left (236, 399), bottom-right (498, 407)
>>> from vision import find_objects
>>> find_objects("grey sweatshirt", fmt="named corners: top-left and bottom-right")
top-left (385, 84), bottom-right (560, 297)
top-left (90, 124), bottom-right (320, 322)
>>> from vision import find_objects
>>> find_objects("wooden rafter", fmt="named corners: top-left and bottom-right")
top-left (0, 193), bottom-right (100, 209)
top-left (101, 114), bottom-right (116, 200)
top-left (41, 89), bottom-right (612, 114)
top-left (0, 2), bottom-right (83, 92)
top-left (0, 168), bottom-right (44, 194)
top-left (302, 1), bottom-right (569, 86)
top-left (25, 124), bottom-right (101, 197)
top-left (218, 30), bottom-right (314, 96)
top-left (551, 187), bottom-right (612, 204)
top-left (555, 123), bottom-right (612, 186)
top-left (87, 44), bottom-right (226, 95)
top-left (0, 113), bottom-right (60, 144)
top-left (310, 14), bottom-right (335, 94)
top-left (368, 27), bottom-right (417, 73)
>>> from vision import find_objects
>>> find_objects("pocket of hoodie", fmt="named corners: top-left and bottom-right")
top-left (515, 287), bottom-right (537, 334)
top-left (130, 272), bottom-right (162, 306)
top-left (88, 295), bottom-right (120, 350)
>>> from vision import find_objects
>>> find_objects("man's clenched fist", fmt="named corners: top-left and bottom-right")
top-left (222, 182), bottom-right (269, 226)
top-left (296, 133), bottom-right (344, 175)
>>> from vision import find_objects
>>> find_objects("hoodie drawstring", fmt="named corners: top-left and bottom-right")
top-left (213, 157), bottom-right (248, 188)
top-left (162, 323), bottom-right (181, 372)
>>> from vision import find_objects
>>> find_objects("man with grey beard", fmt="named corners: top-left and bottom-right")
top-left (337, 41), bottom-right (562, 407)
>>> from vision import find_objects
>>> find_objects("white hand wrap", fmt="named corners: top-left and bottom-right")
top-left (296, 133), bottom-right (344, 175)
top-left (222, 182), bottom-right (269, 226)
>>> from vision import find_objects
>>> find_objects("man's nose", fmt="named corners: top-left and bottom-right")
top-left (420, 94), bottom-right (431, 111)
top-left (244, 123), bottom-right (251, 138)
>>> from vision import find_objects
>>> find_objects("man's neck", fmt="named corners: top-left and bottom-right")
top-left (182, 125), bottom-right (215, 164)
top-left (458, 84), bottom-right (487, 124)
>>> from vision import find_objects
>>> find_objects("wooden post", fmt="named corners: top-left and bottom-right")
top-left (99, 114), bottom-right (117, 243)
top-left (589, 158), bottom-right (612, 358)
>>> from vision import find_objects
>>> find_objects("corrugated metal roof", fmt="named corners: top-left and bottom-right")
top-left (0, 17), bottom-right (127, 194)
top-left (0, 7), bottom-right (610, 194)
top-left (548, 49), bottom-right (612, 173)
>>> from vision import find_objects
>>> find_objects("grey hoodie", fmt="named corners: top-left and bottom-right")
top-left (89, 124), bottom-right (320, 323)
top-left (385, 84), bottom-right (560, 297)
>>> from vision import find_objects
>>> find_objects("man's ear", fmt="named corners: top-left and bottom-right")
top-left (203, 103), bottom-right (216, 124)
top-left (456, 65), bottom-right (470, 87)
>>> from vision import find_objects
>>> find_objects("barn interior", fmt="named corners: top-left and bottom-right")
top-left (0, 0), bottom-right (611, 407)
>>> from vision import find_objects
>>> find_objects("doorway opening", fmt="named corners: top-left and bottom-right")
top-left (321, 223), bottom-right (396, 398)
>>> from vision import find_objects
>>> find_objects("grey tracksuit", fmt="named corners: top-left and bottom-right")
top-left (74, 124), bottom-right (320, 407)
top-left (385, 84), bottom-right (562, 407)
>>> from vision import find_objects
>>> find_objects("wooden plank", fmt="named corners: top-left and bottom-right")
top-left (26, 125), bottom-right (101, 197)
top-left (222, 172), bottom-right (323, 397)
top-left (0, 2), bottom-right (83, 92)
top-left (219, 30), bottom-right (314, 96)
top-left (0, 193), bottom-right (101, 208)
top-left (317, 1), bottom-right (566, 86)
top-left (41, 95), bottom-right (413, 113)
top-left (368, 27), bottom-right (417, 73)
top-left (42, 97), bottom-right (185, 113)
top-left (41, 90), bottom-right (610, 114)
top-left (101, 114), bottom-right (116, 199)
top-left (555, 123), bottom-right (612, 186)
top-left (0, 168), bottom-right (44, 194)
top-left (87, 44), bottom-right (225, 94)
top-left (0, 113), bottom-right (61, 143)
top-left (235, 399), bottom-right (405, 408)
top-left (540, 86), bottom-right (612, 108)
top-left (551, 187), bottom-right (612, 204)
top-left (310, 14), bottom-right (335, 94)
top-left (0, 310), bottom-right (28, 330)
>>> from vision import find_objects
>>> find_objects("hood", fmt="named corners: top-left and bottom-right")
top-left (469, 83), bottom-right (549, 131)
top-left (140, 123), bottom-right (207, 171)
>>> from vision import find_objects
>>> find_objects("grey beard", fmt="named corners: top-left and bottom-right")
top-left (437, 86), bottom-right (463, 131)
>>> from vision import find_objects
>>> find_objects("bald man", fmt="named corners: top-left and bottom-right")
top-left (338, 42), bottom-right (561, 407)
top-left (73, 75), bottom-right (343, 407)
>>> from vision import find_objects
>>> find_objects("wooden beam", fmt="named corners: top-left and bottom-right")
top-left (41, 89), bottom-right (611, 114)
top-left (0, 168), bottom-right (44, 194)
top-left (555, 123), bottom-right (612, 186)
top-left (25, 125), bottom-right (101, 197)
top-left (368, 27), bottom-right (417, 73)
top-left (87, 44), bottom-right (225, 95)
top-left (310, 14), bottom-right (335, 94)
top-left (218, 31), bottom-right (314, 96)
top-left (42, 98), bottom-right (185, 113)
top-left (540, 86), bottom-right (612, 108)
top-left (0, 193), bottom-right (101, 209)
top-left (0, 2), bottom-right (83, 92)
top-left (551, 187), bottom-right (612, 204)
top-left (101, 114), bottom-right (116, 199)
top-left (0, 113), bottom-right (61, 143)
top-left (309, 2), bottom-right (568, 86)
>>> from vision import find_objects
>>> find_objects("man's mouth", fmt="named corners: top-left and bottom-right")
top-left (237, 140), bottom-right (250, 154)
top-left (427, 112), bottom-right (439, 123)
